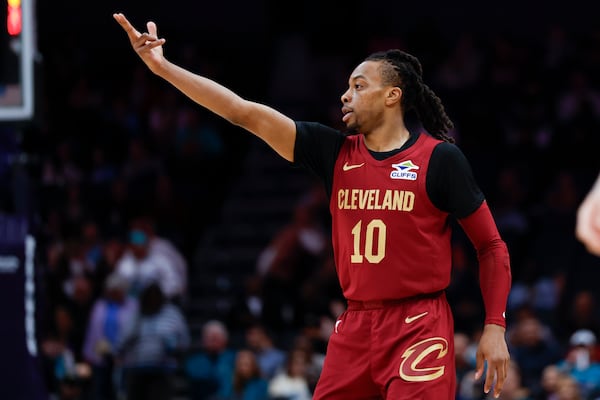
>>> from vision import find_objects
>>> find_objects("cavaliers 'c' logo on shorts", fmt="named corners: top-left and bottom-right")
top-left (399, 337), bottom-right (448, 382)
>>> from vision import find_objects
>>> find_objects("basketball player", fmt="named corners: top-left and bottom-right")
top-left (113, 13), bottom-right (511, 399)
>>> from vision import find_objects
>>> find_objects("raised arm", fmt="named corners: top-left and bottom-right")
top-left (113, 13), bottom-right (297, 161)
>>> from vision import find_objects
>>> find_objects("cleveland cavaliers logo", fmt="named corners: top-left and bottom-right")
top-left (399, 337), bottom-right (448, 382)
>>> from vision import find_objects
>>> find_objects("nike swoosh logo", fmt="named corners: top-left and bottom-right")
top-left (404, 311), bottom-right (429, 324)
top-left (343, 162), bottom-right (365, 171)
top-left (335, 320), bottom-right (342, 333)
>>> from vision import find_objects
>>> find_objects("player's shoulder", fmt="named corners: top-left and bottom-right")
top-left (295, 120), bottom-right (344, 137)
top-left (431, 140), bottom-right (467, 161)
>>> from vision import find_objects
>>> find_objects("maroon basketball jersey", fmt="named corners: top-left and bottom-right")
top-left (330, 133), bottom-right (452, 301)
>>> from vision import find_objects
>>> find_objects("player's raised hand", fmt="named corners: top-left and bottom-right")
top-left (113, 13), bottom-right (166, 74)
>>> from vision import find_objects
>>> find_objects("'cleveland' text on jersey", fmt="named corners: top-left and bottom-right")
top-left (337, 189), bottom-right (415, 211)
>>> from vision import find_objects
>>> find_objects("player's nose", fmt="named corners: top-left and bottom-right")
top-left (341, 88), bottom-right (351, 104)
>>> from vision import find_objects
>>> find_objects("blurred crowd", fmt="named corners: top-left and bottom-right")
top-left (1, 17), bottom-right (600, 400)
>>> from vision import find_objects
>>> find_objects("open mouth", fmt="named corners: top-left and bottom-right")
top-left (342, 107), bottom-right (353, 122)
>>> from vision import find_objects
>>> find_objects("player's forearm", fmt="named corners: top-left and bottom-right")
top-left (477, 239), bottom-right (511, 327)
top-left (458, 201), bottom-right (512, 328)
top-left (155, 59), bottom-right (247, 124)
top-left (152, 59), bottom-right (296, 161)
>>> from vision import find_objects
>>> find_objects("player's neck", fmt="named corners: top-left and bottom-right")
top-left (363, 124), bottom-right (411, 152)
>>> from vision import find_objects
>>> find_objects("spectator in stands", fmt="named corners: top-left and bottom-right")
top-left (228, 349), bottom-right (269, 400)
top-left (82, 272), bottom-right (138, 400)
top-left (185, 319), bottom-right (237, 400)
top-left (290, 333), bottom-right (325, 395)
top-left (244, 324), bottom-right (286, 380)
top-left (509, 315), bottom-right (564, 397)
top-left (555, 373), bottom-right (583, 400)
top-left (131, 215), bottom-right (189, 303)
top-left (556, 329), bottom-right (600, 399)
top-left (267, 348), bottom-right (312, 400)
top-left (116, 282), bottom-right (190, 400)
top-left (114, 216), bottom-right (185, 301)
top-left (40, 304), bottom-right (91, 399)
top-left (63, 274), bottom-right (96, 363)
top-left (536, 364), bottom-right (562, 400)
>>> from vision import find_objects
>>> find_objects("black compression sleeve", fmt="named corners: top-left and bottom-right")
top-left (426, 142), bottom-right (485, 218)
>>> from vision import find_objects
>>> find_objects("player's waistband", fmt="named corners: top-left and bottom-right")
top-left (346, 290), bottom-right (444, 310)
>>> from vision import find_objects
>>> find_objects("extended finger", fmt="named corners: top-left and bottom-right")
top-left (113, 13), bottom-right (141, 40)
top-left (483, 362), bottom-right (495, 394)
top-left (493, 363), bottom-right (507, 398)
top-left (474, 351), bottom-right (484, 380)
top-left (147, 21), bottom-right (158, 37)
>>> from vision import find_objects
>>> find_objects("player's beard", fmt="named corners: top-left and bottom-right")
top-left (342, 117), bottom-right (360, 136)
top-left (343, 127), bottom-right (360, 136)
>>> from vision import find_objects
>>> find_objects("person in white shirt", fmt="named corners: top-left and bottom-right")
top-left (130, 215), bottom-right (189, 300)
top-left (268, 348), bottom-right (313, 400)
top-left (115, 221), bottom-right (185, 301)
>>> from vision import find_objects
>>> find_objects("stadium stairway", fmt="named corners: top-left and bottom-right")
top-left (172, 138), bottom-right (313, 399)
top-left (188, 137), bottom-right (313, 331)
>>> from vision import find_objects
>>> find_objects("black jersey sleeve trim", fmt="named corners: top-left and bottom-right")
top-left (293, 121), bottom-right (345, 199)
top-left (426, 142), bottom-right (485, 218)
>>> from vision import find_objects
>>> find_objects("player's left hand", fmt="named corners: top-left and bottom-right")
top-left (475, 324), bottom-right (510, 398)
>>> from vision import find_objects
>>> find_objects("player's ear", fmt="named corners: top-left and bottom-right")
top-left (385, 87), bottom-right (402, 106)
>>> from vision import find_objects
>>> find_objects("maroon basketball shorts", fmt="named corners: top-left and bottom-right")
top-left (313, 292), bottom-right (456, 400)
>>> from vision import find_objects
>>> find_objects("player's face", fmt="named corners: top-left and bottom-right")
top-left (341, 60), bottom-right (389, 133)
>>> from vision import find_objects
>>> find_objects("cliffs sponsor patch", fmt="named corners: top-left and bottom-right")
top-left (391, 160), bottom-right (419, 181)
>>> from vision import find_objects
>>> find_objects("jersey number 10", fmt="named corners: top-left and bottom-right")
top-left (350, 219), bottom-right (386, 264)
